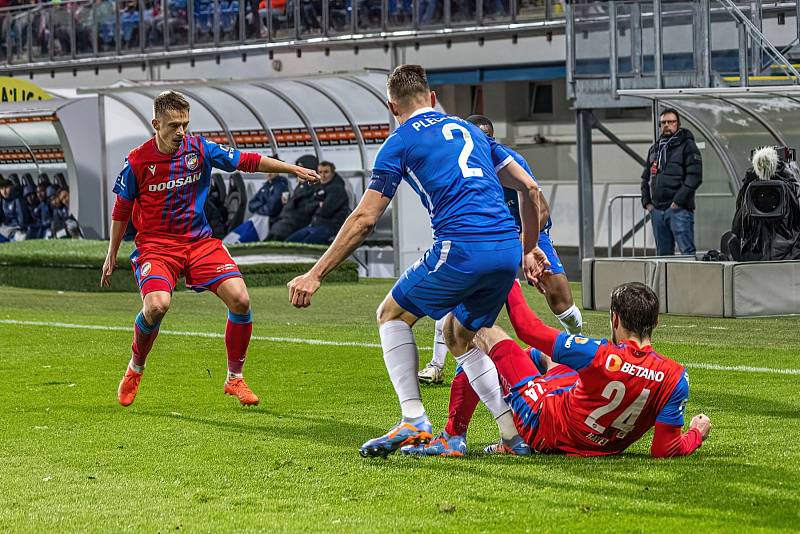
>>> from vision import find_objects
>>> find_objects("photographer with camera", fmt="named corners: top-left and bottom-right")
top-left (641, 108), bottom-right (703, 256)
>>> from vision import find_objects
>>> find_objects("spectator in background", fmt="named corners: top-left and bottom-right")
top-left (0, 177), bottom-right (28, 241)
top-left (223, 166), bottom-right (290, 244)
top-left (286, 161), bottom-right (350, 244)
top-left (50, 186), bottom-right (82, 239)
top-left (22, 184), bottom-right (41, 238)
top-left (641, 108), bottom-right (703, 256)
top-left (248, 168), bottom-right (290, 219)
top-left (265, 155), bottom-right (320, 241)
top-left (32, 183), bottom-right (52, 238)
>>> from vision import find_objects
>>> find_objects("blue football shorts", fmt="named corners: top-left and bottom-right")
top-left (538, 229), bottom-right (564, 276)
top-left (392, 238), bottom-right (522, 332)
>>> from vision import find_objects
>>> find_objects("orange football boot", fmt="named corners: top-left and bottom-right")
top-left (224, 377), bottom-right (260, 406)
top-left (118, 367), bottom-right (143, 406)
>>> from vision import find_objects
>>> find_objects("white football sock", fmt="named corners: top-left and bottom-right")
top-left (430, 317), bottom-right (448, 369)
top-left (128, 359), bottom-right (144, 374)
top-left (556, 304), bottom-right (583, 335)
top-left (454, 347), bottom-right (518, 440)
top-left (380, 320), bottom-right (425, 420)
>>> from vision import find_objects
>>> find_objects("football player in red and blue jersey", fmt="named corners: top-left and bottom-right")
top-left (407, 281), bottom-right (711, 457)
top-left (101, 90), bottom-right (319, 408)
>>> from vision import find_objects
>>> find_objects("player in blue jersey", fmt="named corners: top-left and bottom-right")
top-left (288, 65), bottom-right (550, 457)
top-left (419, 115), bottom-right (582, 386)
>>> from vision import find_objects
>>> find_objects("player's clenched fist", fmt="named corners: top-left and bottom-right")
top-left (288, 272), bottom-right (321, 308)
top-left (690, 413), bottom-right (712, 441)
top-left (100, 254), bottom-right (117, 287)
top-left (292, 165), bottom-right (321, 184)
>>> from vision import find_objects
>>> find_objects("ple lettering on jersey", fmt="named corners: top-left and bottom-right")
top-left (366, 109), bottom-right (519, 242)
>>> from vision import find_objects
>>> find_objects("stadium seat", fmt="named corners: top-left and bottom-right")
top-left (224, 172), bottom-right (247, 233)
top-left (7, 173), bottom-right (20, 187)
top-left (37, 173), bottom-right (50, 186)
top-left (211, 172), bottom-right (226, 198)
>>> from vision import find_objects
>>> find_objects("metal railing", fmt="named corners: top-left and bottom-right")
top-left (0, 0), bottom-right (564, 68)
top-left (606, 192), bottom-right (733, 258)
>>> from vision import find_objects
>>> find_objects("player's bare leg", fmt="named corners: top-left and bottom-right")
top-left (442, 315), bottom-right (530, 456)
top-left (215, 277), bottom-right (258, 406)
top-left (360, 294), bottom-right (433, 458)
top-left (540, 274), bottom-right (582, 335)
top-left (118, 290), bottom-right (170, 406)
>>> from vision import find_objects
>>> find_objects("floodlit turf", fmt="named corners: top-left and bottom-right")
top-left (1, 281), bottom-right (799, 532)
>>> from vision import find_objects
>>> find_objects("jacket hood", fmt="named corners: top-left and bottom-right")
top-left (661, 128), bottom-right (694, 143)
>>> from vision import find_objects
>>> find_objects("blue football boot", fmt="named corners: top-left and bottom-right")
top-left (359, 419), bottom-right (433, 458)
top-left (401, 432), bottom-right (467, 457)
top-left (483, 436), bottom-right (532, 456)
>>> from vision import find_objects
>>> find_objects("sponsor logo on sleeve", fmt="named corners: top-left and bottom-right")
top-left (141, 262), bottom-right (152, 277)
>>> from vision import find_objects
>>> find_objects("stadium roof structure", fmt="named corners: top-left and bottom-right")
top-left (617, 86), bottom-right (800, 191)
top-left (82, 71), bottom-right (394, 174)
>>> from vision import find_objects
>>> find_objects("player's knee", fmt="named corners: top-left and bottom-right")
top-left (227, 291), bottom-right (250, 314)
top-left (144, 294), bottom-right (171, 322)
top-left (474, 326), bottom-right (511, 355)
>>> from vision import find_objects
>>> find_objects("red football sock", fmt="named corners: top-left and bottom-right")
top-left (131, 311), bottom-right (159, 369)
top-left (226, 311), bottom-right (253, 376)
top-left (488, 339), bottom-right (541, 387)
top-left (444, 370), bottom-right (481, 437)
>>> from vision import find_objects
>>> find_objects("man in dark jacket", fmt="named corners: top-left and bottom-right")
top-left (266, 155), bottom-right (321, 241)
top-left (286, 161), bottom-right (351, 244)
top-left (0, 177), bottom-right (30, 240)
top-left (641, 108), bottom-right (703, 255)
top-left (248, 171), bottom-right (290, 218)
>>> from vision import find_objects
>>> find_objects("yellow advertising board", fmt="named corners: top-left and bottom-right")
top-left (0, 77), bottom-right (52, 102)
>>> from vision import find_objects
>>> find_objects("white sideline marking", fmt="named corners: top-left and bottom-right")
top-left (3, 319), bottom-right (800, 376)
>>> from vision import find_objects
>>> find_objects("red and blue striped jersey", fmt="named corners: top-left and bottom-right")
top-left (542, 334), bottom-right (688, 456)
top-left (113, 135), bottom-right (241, 243)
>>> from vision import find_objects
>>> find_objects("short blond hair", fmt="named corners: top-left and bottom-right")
top-left (153, 90), bottom-right (190, 118)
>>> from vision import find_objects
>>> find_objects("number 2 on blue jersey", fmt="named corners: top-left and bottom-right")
top-left (442, 123), bottom-right (484, 178)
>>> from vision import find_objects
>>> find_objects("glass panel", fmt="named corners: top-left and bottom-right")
top-left (640, 1), bottom-right (655, 75)
top-left (516, 0), bottom-right (547, 22)
top-left (166, 0), bottom-right (189, 47)
top-left (119, 0), bottom-right (142, 51)
top-left (51, 3), bottom-right (75, 59)
top-left (270, 0), bottom-right (296, 40)
top-left (574, 2), bottom-right (610, 76)
top-left (194, 0), bottom-right (215, 45)
top-left (95, 0), bottom-right (118, 53)
top-left (74, 2), bottom-right (97, 55)
top-left (9, 10), bottom-right (31, 64)
top-left (615, 2), bottom-right (631, 75)
top-left (327, 0), bottom-right (351, 35)
top-left (386, 0), bottom-right (412, 27)
top-left (357, 0), bottom-right (382, 31)
top-left (0, 13), bottom-right (10, 63)
top-left (143, 0), bottom-right (164, 48)
top-left (219, 0), bottom-right (240, 42)
top-left (242, 0), bottom-right (263, 40)
top-left (417, 0), bottom-right (442, 27)
top-left (482, 0), bottom-right (510, 23)
top-left (297, 0), bottom-right (322, 36)
top-left (660, 1), bottom-right (694, 72)
top-left (30, 6), bottom-right (50, 62)
top-left (449, 0), bottom-right (476, 25)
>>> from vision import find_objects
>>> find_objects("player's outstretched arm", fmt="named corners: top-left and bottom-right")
top-left (651, 414), bottom-right (711, 458)
top-left (497, 161), bottom-right (549, 287)
top-left (256, 156), bottom-right (320, 183)
top-left (288, 190), bottom-right (390, 308)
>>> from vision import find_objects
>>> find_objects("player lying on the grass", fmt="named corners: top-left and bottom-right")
top-left (102, 90), bottom-right (319, 408)
top-left (405, 281), bottom-right (711, 457)
top-left (419, 114), bottom-right (581, 386)
top-left (288, 64), bottom-right (550, 457)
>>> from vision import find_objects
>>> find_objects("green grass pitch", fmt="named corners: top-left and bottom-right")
top-left (1, 280), bottom-right (799, 532)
